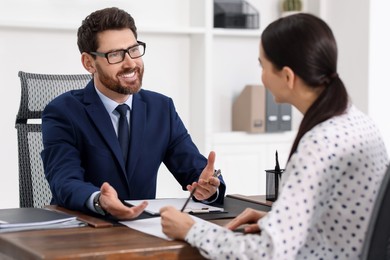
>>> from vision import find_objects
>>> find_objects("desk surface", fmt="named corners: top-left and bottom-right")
top-left (0, 225), bottom-right (203, 259)
top-left (0, 195), bottom-right (272, 259)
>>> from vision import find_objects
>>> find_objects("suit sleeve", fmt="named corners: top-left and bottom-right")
top-left (41, 100), bottom-right (98, 212)
top-left (162, 98), bottom-right (226, 204)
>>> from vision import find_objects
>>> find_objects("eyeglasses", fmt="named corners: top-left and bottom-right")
top-left (90, 41), bottom-right (146, 64)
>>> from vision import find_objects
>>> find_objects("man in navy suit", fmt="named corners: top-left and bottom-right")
top-left (41, 7), bottom-right (225, 219)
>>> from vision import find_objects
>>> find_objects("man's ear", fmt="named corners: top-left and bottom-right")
top-left (81, 53), bottom-right (96, 74)
top-left (282, 66), bottom-right (295, 90)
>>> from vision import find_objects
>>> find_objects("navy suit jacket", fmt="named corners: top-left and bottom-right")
top-left (41, 80), bottom-right (225, 213)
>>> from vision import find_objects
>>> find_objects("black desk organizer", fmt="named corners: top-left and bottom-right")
top-left (214, 0), bottom-right (259, 29)
top-left (194, 196), bottom-right (271, 220)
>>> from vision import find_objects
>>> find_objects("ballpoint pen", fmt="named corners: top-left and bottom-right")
top-left (274, 150), bottom-right (281, 199)
top-left (180, 187), bottom-right (197, 212)
top-left (181, 169), bottom-right (221, 212)
top-left (208, 169), bottom-right (221, 185)
top-left (213, 169), bottom-right (221, 178)
top-left (275, 151), bottom-right (280, 172)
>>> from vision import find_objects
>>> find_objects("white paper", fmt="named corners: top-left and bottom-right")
top-left (125, 198), bottom-right (224, 215)
top-left (121, 217), bottom-right (171, 240)
top-left (120, 215), bottom-right (220, 241)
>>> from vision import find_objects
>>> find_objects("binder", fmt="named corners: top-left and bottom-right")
top-left (232, 85), bottom-right (292, 133)
top-left (232, 84), bottom-right (266, 133)
top-left (266, 89), bottom-right (292, 132)
top-left (265, 89), bottom-right (279, 132)
top-left (0, 208), bottom-right (86, 232)
top-left (279, 103), bottom-right (292, 131)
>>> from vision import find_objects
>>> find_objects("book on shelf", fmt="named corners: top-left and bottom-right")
top-left (0, 207), bottom-right (86, 233)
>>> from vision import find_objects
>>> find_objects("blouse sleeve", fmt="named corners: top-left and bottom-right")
top-left (185, 221), bottom-right (274, 259)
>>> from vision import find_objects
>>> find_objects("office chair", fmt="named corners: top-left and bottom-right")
top-left (15, 71), bottom-right (92, 208)
top-left (360, 164), bottom-right (390, 259)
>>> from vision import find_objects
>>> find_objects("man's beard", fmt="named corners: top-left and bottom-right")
top-left (96, 64), bottom-right (144, 95)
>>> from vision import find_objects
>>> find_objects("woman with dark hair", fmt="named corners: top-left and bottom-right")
top-left (160, 13), bottom-right (388, 259)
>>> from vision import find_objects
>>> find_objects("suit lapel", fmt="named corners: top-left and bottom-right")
top-left (126, 92), bottom-right (146, 182)
top-left (83, 81), bottom-right (127, 174)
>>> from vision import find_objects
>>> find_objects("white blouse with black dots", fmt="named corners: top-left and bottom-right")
top-left (185, 105), bottom-right (389, 260)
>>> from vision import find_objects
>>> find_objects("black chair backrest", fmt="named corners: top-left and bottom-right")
top-left (360, 164), bottom-right (390, 259)
top-left (15, 71), bottom-right (92, 208)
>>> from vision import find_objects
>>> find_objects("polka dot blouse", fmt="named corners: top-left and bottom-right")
top-left (185, 105), bottom-right (389, 259)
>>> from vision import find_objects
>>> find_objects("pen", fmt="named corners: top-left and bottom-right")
top-left (181, 169), bottom-right (221, 212)
top-left (180, 187), bottom-right (197, 212)
top-left (275, 151), bottom-right (280, 172)
top-left (208, 169), bottom-right (221, 185)
top-left (213, 169), bottom-right (221, 178)
top-left (275, 150), bottom-right (281, 199)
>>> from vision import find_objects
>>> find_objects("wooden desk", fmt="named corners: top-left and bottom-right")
top-left (0, 196), bottom-right (271, 259)
top-left (0, 225), bottom-right (204, 259)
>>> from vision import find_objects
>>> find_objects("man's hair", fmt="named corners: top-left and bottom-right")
top-left (77, 7), bottom-right (137, 54)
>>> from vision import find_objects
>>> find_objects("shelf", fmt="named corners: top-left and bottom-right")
top-left (0, 20), bottom-right (78, 32)
top-left (0, 20), bottom-right (207, 36)
top-left (213, 131), bottom-right (297, 145)
top-left (212, 28), bottom-right (262, 37)
top-left (139, 27), bottom-right (206, 36)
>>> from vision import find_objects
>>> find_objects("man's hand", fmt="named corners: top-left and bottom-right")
top-left (99, 182), bottom-right (148, 220)
top-left (186, 151), bottom-right (220, 201)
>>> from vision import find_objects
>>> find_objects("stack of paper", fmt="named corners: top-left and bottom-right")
top-left (0, 208), bottom-right (86, 233)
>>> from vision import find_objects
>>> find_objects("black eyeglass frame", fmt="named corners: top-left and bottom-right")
top-left (90, 41), bottom-right (146, 64)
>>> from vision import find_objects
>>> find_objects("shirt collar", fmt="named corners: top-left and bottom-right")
top-left (94, 86), bottom-right (133, 114)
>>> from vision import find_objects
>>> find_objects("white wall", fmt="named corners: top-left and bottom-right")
top-left (320, 0), bottom-right (370, 113)
top-left (0, 28), bottom-right (85, 208)
top-left (368, 0), bottom-right (390, 152)
top-left (321, 0), bottom-right (390, 158)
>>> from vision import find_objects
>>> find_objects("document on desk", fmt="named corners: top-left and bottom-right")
top-left (0, 208), bottom-right (86, 233)
top-left (124, 198), bottom-right (224, 215)
top-left (120, 215), bottom-right (220, 241)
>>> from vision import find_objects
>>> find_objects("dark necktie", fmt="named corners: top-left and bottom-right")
top-left (115, 104), bottom-right (130, 162)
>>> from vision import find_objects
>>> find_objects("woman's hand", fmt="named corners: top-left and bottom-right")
top-left (225, 208), bottom-right (267, 233)
top-left (160, 206), bottom-right (195, 240)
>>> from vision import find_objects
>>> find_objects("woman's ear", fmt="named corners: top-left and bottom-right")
top-left (282, 66), bottom-right (295, 90)
top-left (81, 53), bottom-right (96, 74)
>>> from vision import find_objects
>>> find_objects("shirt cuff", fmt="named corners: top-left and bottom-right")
top-left (201, 189), bottom-right (219, 204)
top-left (86, 191), bottom-right (100, 213)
